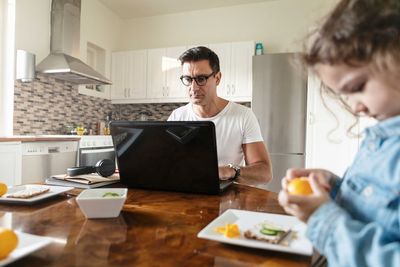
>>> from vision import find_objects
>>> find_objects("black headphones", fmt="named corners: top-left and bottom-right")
top-left (67, 159), bottom-right (116, 177)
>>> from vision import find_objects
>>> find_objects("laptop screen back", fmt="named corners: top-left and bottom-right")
top-left (110, 121), bottom-right (221, 194)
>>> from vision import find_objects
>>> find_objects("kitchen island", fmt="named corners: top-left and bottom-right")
top-left (0, 184), bottom-right (313, 266)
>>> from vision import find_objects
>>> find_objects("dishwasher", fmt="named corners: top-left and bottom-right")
top-left (21, 141), bottom-right (78, 184)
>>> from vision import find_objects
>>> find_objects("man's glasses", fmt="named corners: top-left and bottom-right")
top-left (180, 72), bottom-right (215, 86)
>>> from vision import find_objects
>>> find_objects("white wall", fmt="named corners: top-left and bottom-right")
top-left (0, 1), bottom-right (3, 72)
top-left (0, 0), bottom-right (4, 135)
top-left (1, 0), bottom-right (15, 136)
top-left (14, 0), bottom-right (123, 66)
top-left (15, 0), bottom-right (51, 63)
top-left (0, 1), bottom-right (4, 94)
top-left (80, 0), bottom-right (123, 79)
top-left (118, 0), bottom-right (336, 52)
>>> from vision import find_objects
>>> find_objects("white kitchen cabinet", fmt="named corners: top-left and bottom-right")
top-left (0, 142), bottom-right (22, 186)
top-left (305, 74), bottom-right (360, 177)
top-left (146, 46), bottom-right (188, 102)
top-left (209, 41), bottom-right (254, 102)
top-left (110, 42), bottom-right (254, 104)
top-left (110, 50), bottom-right (147, 100)
top-left (110, 51), bottom-right (125, 99)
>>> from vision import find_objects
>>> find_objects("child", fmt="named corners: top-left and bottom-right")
top-left (278, 0), bottom-right (400, 266)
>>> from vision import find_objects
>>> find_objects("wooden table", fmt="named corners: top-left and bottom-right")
top-left (0, 184), bottom-right (313, 266)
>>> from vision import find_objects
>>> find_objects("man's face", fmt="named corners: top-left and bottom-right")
top-left (181, 60), bottom-right (221, 106)
top-left (315, 62), bottom-right (400, 121)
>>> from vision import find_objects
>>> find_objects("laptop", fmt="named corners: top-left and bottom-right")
top-left (110, 121), bottom-right (232, 195)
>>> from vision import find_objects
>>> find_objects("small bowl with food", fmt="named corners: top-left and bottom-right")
top-left (76, 188), bottom-right (127, 219)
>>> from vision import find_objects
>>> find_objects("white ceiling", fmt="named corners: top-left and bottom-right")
top-left (98, 0), bottom-right (274, 19)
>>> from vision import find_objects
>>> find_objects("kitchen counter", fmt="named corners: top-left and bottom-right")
top-left (0, 135), bottom-right (81, 142)
top-left (0, 184), bottom-right (312, 266)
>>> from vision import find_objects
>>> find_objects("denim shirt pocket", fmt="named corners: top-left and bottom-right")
top-left (346, 178), bottom-right (398, 207)
top-left (344, 177), bottom-right (399, 234)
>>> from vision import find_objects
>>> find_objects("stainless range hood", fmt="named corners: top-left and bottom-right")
top-left (36, 0), bottom-right (111, 85)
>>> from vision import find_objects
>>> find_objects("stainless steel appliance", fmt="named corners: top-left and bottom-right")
top-left (22, 141), bottom-right (78, 183)
top-left (36, 0), bottom-right (111, 85)
top-left (78, 136), bottom-right (115, 167)
top-left (252, 53), bottom-right (307, 192)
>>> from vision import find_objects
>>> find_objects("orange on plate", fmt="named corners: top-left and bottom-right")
top-left (287, 177), bottom-right (313, 196)
top-left (0, 183), bottom-right (7, 197)
top-left (215, 223), bottom-right (240, 238)
top-left (0, 227), bottom-right (18, 260)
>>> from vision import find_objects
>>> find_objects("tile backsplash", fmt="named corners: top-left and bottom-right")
top-left (14, 75), bottom-right (185, 135)
top-left (14, 75), bottom-right (113, 135)
top-left (14, 75), bottom-right (249, 135)
top-left (112, 103), bottom-right (186, 122)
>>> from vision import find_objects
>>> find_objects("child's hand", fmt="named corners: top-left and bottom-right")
top-left (278, 172), bottom-right (331, 222)
top-left (283, 168), bottom-right (335, 191)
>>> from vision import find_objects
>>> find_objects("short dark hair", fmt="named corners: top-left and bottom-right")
top-left (178, 46), bottom-right (220, 73)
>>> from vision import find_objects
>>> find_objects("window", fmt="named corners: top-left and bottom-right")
top-left (78, 42), bottom-right (109, 98)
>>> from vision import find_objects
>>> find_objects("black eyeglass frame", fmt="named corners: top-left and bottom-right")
top-left (179, 71), bottom-right (216, 86)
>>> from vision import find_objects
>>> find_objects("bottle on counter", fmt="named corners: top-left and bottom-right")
top-left (76, 126), bottom-right (85, 136)
top-left (255, 43), bottom-right (264, 55)
top-left (104, 112), bottom-right (113, 135)
top-left (97, 121), bottom-right (106, 135)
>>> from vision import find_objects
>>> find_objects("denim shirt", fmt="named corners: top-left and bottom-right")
top-left (306, 115), bottom-right (400, 267)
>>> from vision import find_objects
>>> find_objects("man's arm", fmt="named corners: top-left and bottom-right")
top-left (219, 141), bottom-right (272, 185)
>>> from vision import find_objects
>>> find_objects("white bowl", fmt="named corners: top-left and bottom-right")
top-left (76, 188), bottom-right (127, 219)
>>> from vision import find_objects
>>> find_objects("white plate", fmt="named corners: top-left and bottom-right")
top-left (197, 209), bottom-right (313, 256)
top-left (0, 231), bottom-right (52, 266)
top-left (0, 185), bottom-right (73, 204)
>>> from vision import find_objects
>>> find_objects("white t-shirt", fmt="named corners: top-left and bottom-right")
top-left (168, 101), bottom-right (263, 166)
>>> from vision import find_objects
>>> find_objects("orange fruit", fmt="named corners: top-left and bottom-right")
top-left (215, 223), bottom-right (240, 238)
top-left (0, 183), bottom-right (7, 197)
top-left (287, 177), bottom-right (313, 196)
top-left (0, 228), bottom-right (18, 260)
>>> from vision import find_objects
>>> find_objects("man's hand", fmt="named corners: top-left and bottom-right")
top-left (218, 166), bottom-right (235, 180)
top-left (218, 142), bottom-right (272, 183)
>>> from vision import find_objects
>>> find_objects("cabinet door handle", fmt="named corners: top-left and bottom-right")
top-left (227, 85), bottom-right (231, 95)
top-left (162, 86), bottom-right (165, 96)
top-left (231, 84), bottom-right (235, 95)
top-left (128, 88), bottom-right (131, 98)
top-left (167, 86), bottom-right (169, 96)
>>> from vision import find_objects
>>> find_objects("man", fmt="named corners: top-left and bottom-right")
top-left (168, 46), bottom-right (272, 185)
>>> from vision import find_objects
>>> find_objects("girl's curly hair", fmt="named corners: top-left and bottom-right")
top-left (302, 0), bottom-right (400, 70)
top-left (298, 0), bottom-right (400, 137)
